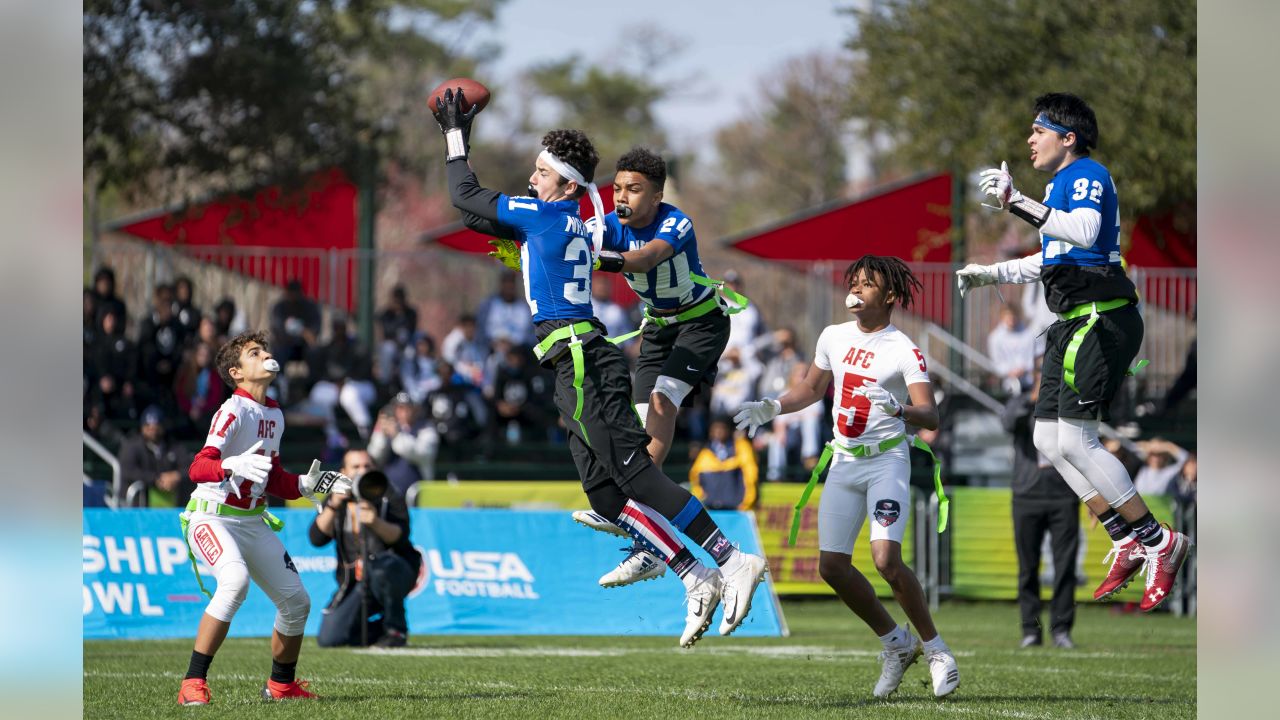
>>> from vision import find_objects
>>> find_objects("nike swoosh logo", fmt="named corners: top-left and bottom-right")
top-left (623, 450), bottom-right (637, 466)
top-left (1077, 399), bottom-right (1099, 406)
top-left (687, 365), bottom-right (698, 372)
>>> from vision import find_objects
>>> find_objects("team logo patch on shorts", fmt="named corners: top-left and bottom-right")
top-left (283, 551), bottom-right (298, 574)
top-left (873, 499), bottom-right (901, 527)
top-left (192, 524), bottom-right (223, 565)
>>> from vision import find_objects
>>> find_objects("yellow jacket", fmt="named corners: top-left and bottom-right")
top-left (688, 437), bottom-right (758, 511)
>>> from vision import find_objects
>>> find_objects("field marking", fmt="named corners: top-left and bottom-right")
top-left (356, 647), bottom-right (633, 658)
top-left (82, 670), bottom-right (1169, 717)
top-left (349, 644), bottom-right (977, 660)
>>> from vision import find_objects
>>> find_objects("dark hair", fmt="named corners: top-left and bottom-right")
top-left (615, 147), bottom-right (666, 190)
top-left (1033, 92), bottom-right (1098, 156)
top-left (215, 330), bottom-right (269, 388)
top-left (843, 255), bottom-right (923, 309)
top-left (541, 129), bottom-right (599, 197)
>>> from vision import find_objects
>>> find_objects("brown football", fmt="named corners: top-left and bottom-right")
top-left (428, 77), bottom-right (491, 115)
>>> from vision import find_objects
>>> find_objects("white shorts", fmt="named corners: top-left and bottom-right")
top-left (186, 510), bottom-right (306, 628)
top-left (817, 444), bottom-right (912, 554)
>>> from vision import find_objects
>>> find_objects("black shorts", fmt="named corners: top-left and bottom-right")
top-left (1035, 303), bottom-right (1143, 422)
top-left (631, 308), bottom-right (731, 406)
top-left (551, 335), bottom-right (653, 493)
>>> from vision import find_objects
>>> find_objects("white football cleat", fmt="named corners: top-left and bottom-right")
top-left (873, 627), bottom-right (921, 698)
top-left (679, 567), bottom-right (723, 648)
top-left (599, 543), bottom-right (666, 588)
top-left (572, 509), bottom-right (628, 538)
top-left (925, 643), bottom-right (961, 697)
top-left (718, 552), bottom-right (768, 636)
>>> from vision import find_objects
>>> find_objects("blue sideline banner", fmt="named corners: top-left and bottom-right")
top-left (83, 508), bottom-right (786, 640)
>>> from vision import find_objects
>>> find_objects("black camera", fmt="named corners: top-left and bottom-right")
top-left (352, 470), bottom-right (390, 503)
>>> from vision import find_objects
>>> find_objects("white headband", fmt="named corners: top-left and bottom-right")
top-left (539, 149), bottom-right (605, 255)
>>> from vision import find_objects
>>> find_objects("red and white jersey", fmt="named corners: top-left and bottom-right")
top-left (813, 322), bottom-right (930, 449)
top-left (190, 388), bottom-right (288, 508)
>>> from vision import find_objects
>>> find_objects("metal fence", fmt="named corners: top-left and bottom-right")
top-left (93, 237), bottom-right (1195, 399)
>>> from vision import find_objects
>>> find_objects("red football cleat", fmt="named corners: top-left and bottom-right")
top-left (262, 678), bottom-right (318, 700)
top-left (1094, 537), bottom-right (1145, 601)
top-left (1139, 527), bottom-right (1192, 612)
top-left (178, 677), bottom-right (211, 706)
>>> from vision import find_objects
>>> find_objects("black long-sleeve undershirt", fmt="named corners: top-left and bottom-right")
top-left (447, 158), bottom-right (517, 240)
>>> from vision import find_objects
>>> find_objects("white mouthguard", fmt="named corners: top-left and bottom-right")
top-left (263, 358), bottom-right (281, 373)
top-left (844, 293), bottom-right (863, 309)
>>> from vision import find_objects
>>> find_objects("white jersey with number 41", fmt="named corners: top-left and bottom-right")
top-left (190, 389), bottom-right (285, 506)
top-left (813, 322), bottom-right (930, 448)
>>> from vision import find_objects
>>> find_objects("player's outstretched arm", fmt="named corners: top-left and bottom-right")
top-left (777, 364), bottom-right (834, 415)
top-left (620, 239), bottom-right (675, 273)
top-left (735, 364), bottom-right (832, 438)
top-left (979, 160), bottom-right (1101, 248)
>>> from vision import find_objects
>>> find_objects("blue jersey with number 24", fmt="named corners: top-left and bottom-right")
top-left (592, 203), bottom-right (711, 311)
top-left (496, 194), bottom-right (595, 323)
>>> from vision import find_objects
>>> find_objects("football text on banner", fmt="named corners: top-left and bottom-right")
top-left (83, 508), bottom-right (785, 639)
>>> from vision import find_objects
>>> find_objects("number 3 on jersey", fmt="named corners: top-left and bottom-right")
top-left (837, 372), bottom-right (876, 439)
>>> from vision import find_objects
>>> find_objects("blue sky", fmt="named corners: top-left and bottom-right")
top-left (470, 0), bottom-right (857, 152)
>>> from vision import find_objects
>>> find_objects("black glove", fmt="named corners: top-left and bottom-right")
top-left (433, 87), bottom-right (479, 155)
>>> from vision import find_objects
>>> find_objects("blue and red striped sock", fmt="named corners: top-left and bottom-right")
top-left (616, 500), bottom-right (697, 577)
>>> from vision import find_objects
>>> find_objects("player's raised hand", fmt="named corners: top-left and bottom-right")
top-left (979, 161), bottom-right (1023, 210)
top-left (853, 383), bottom-right (903, 418)
top-left (734, 397), bottom-right (781, 438)
top-left (220, 440), bottom-right (271, 497)
top-left (299, 460), bottom-right (353, 503)
top-left (487, 238), bottom-right (521, 271)
top-left (432, 87), bottom-right (479, 136)
top-left (955, 263), bottom-right (998, 298)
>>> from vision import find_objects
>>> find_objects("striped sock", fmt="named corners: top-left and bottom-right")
top-left (616, 501), bottom-right (697, 577)
top-left (1098, 509), bottom-right (1135, 543)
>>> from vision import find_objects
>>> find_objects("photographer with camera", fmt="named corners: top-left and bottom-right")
top-left (309, 449), bottom-right (421, 648)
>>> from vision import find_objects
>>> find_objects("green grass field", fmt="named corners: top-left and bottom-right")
top-left (84, 600), bottom-right (1194, 719)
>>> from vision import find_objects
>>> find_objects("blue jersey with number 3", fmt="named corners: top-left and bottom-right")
top-left (592, 203), bottom-right (712, 311)
top-left (496, 195), bottom-right (595, 323)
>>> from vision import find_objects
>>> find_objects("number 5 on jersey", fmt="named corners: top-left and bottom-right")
top-left (837, 372), bottom-right (876, 439)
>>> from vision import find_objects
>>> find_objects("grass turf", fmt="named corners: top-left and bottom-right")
top-left (85, 599), bottom-right (1194, 719)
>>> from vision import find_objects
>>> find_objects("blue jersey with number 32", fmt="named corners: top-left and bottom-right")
top-left (1040, 157), bottom-right (1120, 268)
top-left (1035, 157), bottom-right (1138, 312)
top-left (592, 203), bottom-right (712, 311)
top-left (496, 195), bottom-right (595, 323)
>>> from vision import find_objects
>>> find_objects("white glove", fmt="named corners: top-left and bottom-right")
top-left (298, 460), bottom-right (353, 503)
top-left (853, 384), bottom-right (903, 418)
top-left (955, 263), bottom-right (998, 298)
top-left (219, 440), bottom-right (271, 498)
top-left (734, 397), bottom-right (781, 438)
top-left (979, 161), bottom-right (1023, 210)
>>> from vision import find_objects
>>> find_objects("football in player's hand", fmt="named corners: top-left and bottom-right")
top-left (428, 77), bottom-right (490, 115)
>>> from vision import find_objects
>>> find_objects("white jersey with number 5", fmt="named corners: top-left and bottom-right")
top-left (813, 322), bottom-right (930, 449)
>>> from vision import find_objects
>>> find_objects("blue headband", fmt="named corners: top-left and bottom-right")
top-left (1034, 113), bottom-right (1074, 136)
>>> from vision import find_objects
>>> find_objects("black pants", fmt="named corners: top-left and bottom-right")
top-left (1036, 304), bottom-right (1144, 422)
top-left (553, 335), bottom-right (703, 528)
top-left (317, 552), bottom-right (415, 647)
top-left (1012, 499), bottom-right (1079, 637)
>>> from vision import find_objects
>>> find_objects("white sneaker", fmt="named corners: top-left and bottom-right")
top-left (925, 644), bottom-right (960, 697)
top-left (679, 567), bottom-right (723, 648)
top-left (873, 627), bottom-right (921, 698)
top-left (599, 543), bottom-right (666, 588)
top-left (572, 509), bottom-right (628, 538)
top-left (718, 552), bottom-right (768, 636)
